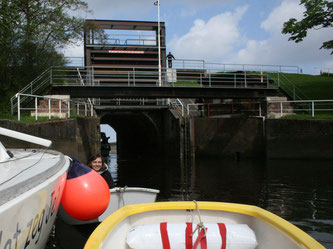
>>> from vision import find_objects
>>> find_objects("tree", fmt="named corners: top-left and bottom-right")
top-left (282, 0), bottom-right (333, 54)
top-left (0, 0), bottom-right (90, 112)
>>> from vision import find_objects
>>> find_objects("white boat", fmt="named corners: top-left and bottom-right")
top-left (84, 201), bottom-right (324, 249)
top-left (58, 187), bottom-right (160, 225)
top-left (0, 127), bottom-right (70, 249)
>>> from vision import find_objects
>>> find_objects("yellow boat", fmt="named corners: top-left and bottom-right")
top-left (84, 201), bottom-right (324, 249)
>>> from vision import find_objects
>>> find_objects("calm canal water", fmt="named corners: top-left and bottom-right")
top-left (50, 154), bottom-right (333, 248)
top-left (113, 154), bottom-right (333, 248)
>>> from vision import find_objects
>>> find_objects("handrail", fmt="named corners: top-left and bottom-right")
top-left (172, 60), bottom-right (299, 74)
top-left (268, 72), bottom-right (309, 100)
top-left (267, 99), bottom-right (333, 117)
top-left (77, 68), bottom-right (94, 115)
top-left (49, 66), bottom-right (277, 89)
top-left (169, 99), bottom-right (185, 117)
top-left (10, 64), bottom-right (304, 116)
top-left (187, 103), bottom-right (204, 116)
top-left (10, 67), bottom-right (52, 114)
top-left (15, 93), bottom-right (94, 121)
top-left (64, 57), bottom-right (300, 74)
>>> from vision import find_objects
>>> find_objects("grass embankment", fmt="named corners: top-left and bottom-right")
top-left (278, 73), bottom-right (333, 100)
top-left (275, 73), bottom-right (333, 119)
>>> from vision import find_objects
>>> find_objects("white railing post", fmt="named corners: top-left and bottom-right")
top-left (244, 71), bottom-right (247, 88)
top-left (48, 98), bottom-right (51, 120)
top-left (59, 100), bottom-right (62, 116)
top-left (133, 68), bottom-right (135, 86)
top-left (92, 66), bottom-right (94, 85)
top-left (17, 94), bottom-right (21, 121)
top-left (128, 72), bottom-right (130, 86)
top-left (91, 104), bottom-right (94, 116)
top-left (85, 103), bottom-right (87, 116)
top-left (312, 101), bottom-right (315, 117)
top-left (280, 102), bottom-right (283, 116)
top-left (68, 101), bottom-right (70, 118)
top-left (259, 103), bottom-right (262, 117)
top-left (35, 97), bottom-right (38, 121)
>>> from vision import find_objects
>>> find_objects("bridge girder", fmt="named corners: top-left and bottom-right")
top-left (51, 85), bottom-right (278, 99)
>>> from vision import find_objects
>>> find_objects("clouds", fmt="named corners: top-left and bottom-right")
top-left (64, 0), bottom-right (333, 74)
top-left (234, 0), bottom-right (333, 72)
top-left (165, 0), bottom-right (333, 73)
top-left (168, 6), bottom-right (248, 61)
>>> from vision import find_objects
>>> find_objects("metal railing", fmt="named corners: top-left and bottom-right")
top-left (99, 98), bottom-right (168, 106)
top-left (267, 99), bottom-right (333, 117)
top-left (15, 93), bottom-right (94, 121)
top-left (64, 57), bottom-right (300, 74)
top-left (10, 64), bottom-right (304, 115)
top-left (86, 33), bottom-right (163, 47)
top-left (314, 67), bottom-right (333, 76)
top-left (186, 102), bottom-right (263, 117)
top-left (169, 99), bottom-right (185, 117)
top-left (268, 72), bottom-right (309, 100)
top-left (49, 66), bottom-right (277, 88)
top-left (171, 59), bottom-right (300, 74)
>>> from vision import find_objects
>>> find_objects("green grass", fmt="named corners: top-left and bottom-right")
top-left (269, 73), bottom-right (333, 100)
top-left (171, 81), bottom-right (201, 87)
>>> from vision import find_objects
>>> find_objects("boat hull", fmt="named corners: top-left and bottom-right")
top-left (0, 150), bottom-right (70, 249)
top-left (84, 201), bottom-right (324, 249)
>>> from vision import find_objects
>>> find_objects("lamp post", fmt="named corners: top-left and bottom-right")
top-left (154, 0), bottom-right (162, 86)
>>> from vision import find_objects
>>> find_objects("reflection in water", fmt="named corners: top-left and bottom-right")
top-left (108, 155), bottom-right (333, 248)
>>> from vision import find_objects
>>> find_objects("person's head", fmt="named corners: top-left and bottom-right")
top-left (87, 154), bottom-right (105, 172)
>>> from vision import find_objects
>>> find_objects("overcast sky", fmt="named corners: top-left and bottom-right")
top-left (65, 0), bottom-right (333, 75)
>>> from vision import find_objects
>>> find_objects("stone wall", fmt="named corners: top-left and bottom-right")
top-left (0, 118), bottom-right (100, 162)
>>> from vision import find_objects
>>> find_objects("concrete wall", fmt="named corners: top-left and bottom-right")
top-left (161, 109), bottom-right (182, 160)
top-left (266, 119), bottom-right (333, 159)
top-left (191, 117), bottom-right (264, 159)
top-left (192, 117), bottom-right (333, 160)
top-left (0, 118), bottom-right (100, 162)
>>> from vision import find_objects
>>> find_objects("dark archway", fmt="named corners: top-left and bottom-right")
top-left (100, 112), bottom-right (161, 161)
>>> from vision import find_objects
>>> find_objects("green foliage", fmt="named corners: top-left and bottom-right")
top-left (0, 0), bottom-right (89, 111)
top-left (282, 0), bottom-right (333, 54)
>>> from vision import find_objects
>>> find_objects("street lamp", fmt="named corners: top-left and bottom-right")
top-left (154, 0), bottom-right (162, 86)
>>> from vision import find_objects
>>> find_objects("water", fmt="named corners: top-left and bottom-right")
top-left (112, 155), bottom-right (333, 248)
top-left (51, 155), bottom-right (333, 248)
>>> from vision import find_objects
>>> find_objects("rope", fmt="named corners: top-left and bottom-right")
top-left (118, 186), bottom-right (127, 206)
top-left (191, 200), bottom-right (207, 237)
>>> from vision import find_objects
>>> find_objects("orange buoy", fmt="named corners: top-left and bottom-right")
top-left (61, 158), bottom-right (110, 221)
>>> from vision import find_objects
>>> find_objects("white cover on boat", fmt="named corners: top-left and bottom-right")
top-left (126, 223), bottom-right (258, 249)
